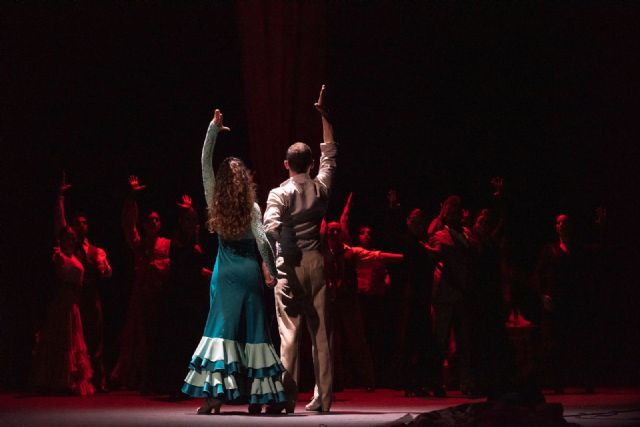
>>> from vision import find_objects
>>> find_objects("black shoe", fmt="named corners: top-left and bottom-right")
top-left (248, 404), bottom-right (262, 414)
top-left (196, 398), bottom-right (222, 415)
top-left (265, 401), bottom-right (295, 414)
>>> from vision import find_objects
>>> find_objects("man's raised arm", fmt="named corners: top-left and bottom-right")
top-left (314, 84), bottom-right (337, 192)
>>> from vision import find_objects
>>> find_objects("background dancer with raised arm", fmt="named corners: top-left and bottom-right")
top-left (111, 175), bottom-right (171, 392)
top-left (53, 172), bottom-right (112, 393)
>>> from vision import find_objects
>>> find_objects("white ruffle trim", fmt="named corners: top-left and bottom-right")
top-left (191, 336), bottom-right (281, 370)
top-left (184, 369), bottom-right (285, 396)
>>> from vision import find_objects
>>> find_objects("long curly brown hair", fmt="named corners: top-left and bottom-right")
top-left (208, 157), bottom-right (256, 239)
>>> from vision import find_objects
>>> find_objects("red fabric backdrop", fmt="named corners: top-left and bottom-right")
top-left (236, 1), bottom-right (328, 204)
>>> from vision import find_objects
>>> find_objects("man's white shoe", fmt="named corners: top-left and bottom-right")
top-left (304, 397), bottom-right (322, 411)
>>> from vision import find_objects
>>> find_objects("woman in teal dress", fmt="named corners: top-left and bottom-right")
top-left (181, 109), bottom-right (287, 415)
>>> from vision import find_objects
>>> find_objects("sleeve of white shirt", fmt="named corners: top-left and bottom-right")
top-left (263, 189), bottom-right (285, 250)
top-left (315, 142), bottom-right (337, 196)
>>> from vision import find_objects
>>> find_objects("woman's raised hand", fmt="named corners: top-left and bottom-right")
top-left (128, 175), bottom-right (146, 192)
top-left (212, 109), bottom-right (231, 132)
top-left (59, 171), bottom-right (72, 195)
top-left (177, 194), bottom-right (193, 209)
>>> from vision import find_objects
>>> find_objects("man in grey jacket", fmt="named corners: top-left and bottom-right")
top-left (263, 85), bottom-right (336, 413)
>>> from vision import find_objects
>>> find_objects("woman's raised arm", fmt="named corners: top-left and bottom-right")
top-left (201, 109), bottom-right (230, 210)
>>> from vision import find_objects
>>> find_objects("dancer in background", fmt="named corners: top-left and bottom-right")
top-left (181, 109), bottom-right (287, 415)
top-left (53, 172), bottom-right (112, 392)
top-left (340, 192), bottom-right (404, 388)
top-left (152, 195), bottom-right (212, 397)
top-left (110, 176), bottom-right (170, 391)
top-left (396, 208), bottom-right (442, 397)
top-left (535, 213), bottom-right (595, 394)
top-left (468, 179), bottom-right (514, 398)
top-left (429, 195), bottom-right (478, 397)
top-left (31, 181), bottom-right (95, 395)
top-left (322, 216), bottom-right (375, 392)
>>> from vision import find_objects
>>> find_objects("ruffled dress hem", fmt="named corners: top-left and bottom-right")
top-left (181, 336), bottom-right (287, 405)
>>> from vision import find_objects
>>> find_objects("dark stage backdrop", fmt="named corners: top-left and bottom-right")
top-left (2, 2), bottom-right (639, 388)
top-left (237, 1), bottom-right (327, 204)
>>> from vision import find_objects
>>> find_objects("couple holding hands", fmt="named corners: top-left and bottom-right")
top-left (182, 85), bottom-right (336, 415)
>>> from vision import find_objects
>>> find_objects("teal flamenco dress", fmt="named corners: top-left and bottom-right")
top-left (181, 120), bottom-right (287, 405)
top-left (181, 236), bottom-right (286, 404)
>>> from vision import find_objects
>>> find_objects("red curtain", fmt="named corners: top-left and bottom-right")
top-left (236, 0), bottom-right (327, 204)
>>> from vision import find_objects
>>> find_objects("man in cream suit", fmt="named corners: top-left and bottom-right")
top-left (264, 85), bottom-right (336, 413)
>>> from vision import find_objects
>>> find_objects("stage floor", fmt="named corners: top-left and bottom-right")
top-left (1, 388), bottom-right (639, 426)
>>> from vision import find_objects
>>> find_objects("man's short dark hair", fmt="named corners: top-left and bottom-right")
top-left (286, 142), bottom-right (313, 173)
